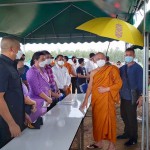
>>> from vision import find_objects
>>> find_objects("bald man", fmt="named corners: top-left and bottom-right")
top-left (80, 52), bottom-right (122, 150)
top-left (0, 37), bottom-right (25, 148)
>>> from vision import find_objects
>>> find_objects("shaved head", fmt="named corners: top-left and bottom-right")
top-left (95, 52), bottom-right (106, 61)
top-left (1, 36), bottom-right (20, 53)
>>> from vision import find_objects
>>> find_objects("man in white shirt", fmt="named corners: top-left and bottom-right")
top-left (52, 55), bottom-right (71, 96)
top-left (85, 53), bottom-right (97, 74)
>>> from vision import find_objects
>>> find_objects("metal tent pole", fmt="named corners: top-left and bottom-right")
top-left (0, 0), bottom-right (88, 7)
top-left (145, 32), bottom-right (149, 150)
top-left (141, 1), bottom-right (149, 150)
top-left (141, 104), bottom-right (145, 150)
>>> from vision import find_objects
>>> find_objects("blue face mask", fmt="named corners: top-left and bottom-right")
top-left (125, 56), bottom-right (134, 63)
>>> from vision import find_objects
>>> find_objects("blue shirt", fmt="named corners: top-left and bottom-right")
top-left (120, 62), bottom-right (143, 100)
top-left (76, 66), bottom-right (87, 85)
top-left (20, 65), bottom-right (29, 81)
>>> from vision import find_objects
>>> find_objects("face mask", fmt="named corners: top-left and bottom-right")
top-left (45, 59), bottom-right (53, 65)
top-left (97, 59), bottom-right (106, 67)
top-left (39, 61), bottom-right (46, 68)
top-left (18, 67), bottom-right (25, 75)
top-left (125, 56), bottom-right (134, 63)
top-left (16, 50), bottom-right (23, 59)
top-left (57, 61), bottom-right (64, 66)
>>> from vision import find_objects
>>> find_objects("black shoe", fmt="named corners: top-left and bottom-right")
top-left (36, 117), bottom-right (43, 125)
top-left (28, 122), bottom-right (41, 129)
top-left (124, 139), bottom-right (137, 146)
top-left (117, 134), bottom-right (129, 139)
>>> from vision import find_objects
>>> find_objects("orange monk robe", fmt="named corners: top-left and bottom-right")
top-left (50, 60), bottom-right (56, 67)
top-left (64, 62), bottom-right (72, 95)
top-left (91, 65), bottom-right (122, 143)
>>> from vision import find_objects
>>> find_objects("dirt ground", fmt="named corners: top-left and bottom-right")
top-left (71, 103), bottom-right (150, 150)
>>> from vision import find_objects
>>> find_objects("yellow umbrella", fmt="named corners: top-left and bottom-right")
top-left (76, 17), bottom-right (144, 47)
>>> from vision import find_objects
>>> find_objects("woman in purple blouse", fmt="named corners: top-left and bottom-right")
top-left (27, 52), bottom-right (53, 117)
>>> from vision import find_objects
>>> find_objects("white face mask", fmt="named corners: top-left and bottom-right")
top-left (57, 60), bottom-right (64, 66)
top-left (97, 59), bottom-right (106, 67)
top-left (45, 59), bottom-right (53, 65)
top-left (16, 50), bottom-right (23, 59)
top-left (39, 61), bottom-right (46, 68)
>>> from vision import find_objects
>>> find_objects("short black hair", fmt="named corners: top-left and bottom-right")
top-left (89, 53), bottom-right (95, 58)
top-left (41, 50), bottom-right (50, 55)
top-left (14, 58), bottom-right (24, 65)
top-left (64, 56), bottom-right (69, 61)
top-left (78, 58), bottom-right (84, 64)
top-left (30, 51), bottom-right (45, 66)
top-left (55, 54), bottom-right (63, 60)
top-left (125, 48), bottom-right (135, 53)
top-left (117, 61), bottom-right (121, 63)
top-left (72, 56), bottom-right (76, 60)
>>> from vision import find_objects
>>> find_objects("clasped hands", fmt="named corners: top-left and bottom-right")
top-left (98, 86), bottom-right (110, 93)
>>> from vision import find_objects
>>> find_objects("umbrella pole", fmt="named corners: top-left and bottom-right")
top-left (106, 42), bottom-right (111, 56)
top-left (23, 38), bottom-right (26, 53)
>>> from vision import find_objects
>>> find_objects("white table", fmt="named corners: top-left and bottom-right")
top-left (1, 94), bottom-right (91, 150)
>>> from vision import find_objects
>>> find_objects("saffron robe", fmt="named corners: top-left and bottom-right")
top-left (91, 65), bottom-right (122, 143)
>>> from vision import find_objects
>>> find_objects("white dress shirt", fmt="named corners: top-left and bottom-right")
top-left (52, 64), bottom-right (71, 89)
top-left (85, 60), bottom-right (97, 73)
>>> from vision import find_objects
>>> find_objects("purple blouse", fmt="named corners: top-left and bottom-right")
top-left (27, 66), bottom-right (51, 100)
top-left (22, 82), bottom-right (28, 97)
top-left (22, 80), bottom-right (47, 122)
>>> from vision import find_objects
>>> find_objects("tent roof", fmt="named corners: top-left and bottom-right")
top-left (0, 0), bottom-right (142, 43)
top-left (138, 10), bottom-right (150, 33)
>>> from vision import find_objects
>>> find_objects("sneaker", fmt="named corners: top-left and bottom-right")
top-left (117, 134), bottom-right (129, 139)
top-left (124, 139), bottom-right (137, 146)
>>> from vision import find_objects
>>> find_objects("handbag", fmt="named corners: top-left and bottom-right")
top-left (124, 65), bottom-right (140, 105)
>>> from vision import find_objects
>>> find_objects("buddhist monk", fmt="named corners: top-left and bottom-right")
top-left (80, 52), bottom-right (122, 150)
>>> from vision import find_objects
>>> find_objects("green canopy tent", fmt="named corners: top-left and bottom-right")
top-left (131, 10), bottom-right (150, 49)
top-left (138, 10), bottom-right (150, 33)
top-left (0, 0), bottom-right (149, 150)
top-left (0, 0), bottom-right (142, 44)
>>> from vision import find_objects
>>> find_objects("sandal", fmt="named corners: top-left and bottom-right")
top-left (87, 144), bottom-right (102, 149)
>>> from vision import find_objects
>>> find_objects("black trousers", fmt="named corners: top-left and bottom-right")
top-left (77, 83), bottom-right (82, 94)
top-left (0, 125), bottom-right (11, 149)
top-left (120, 99), bottom-right (138, 140)
top-left (71, 77), bottom-right (77, 94)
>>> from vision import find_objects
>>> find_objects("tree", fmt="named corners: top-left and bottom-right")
top-left (24, 48), bottom-right (144, 65)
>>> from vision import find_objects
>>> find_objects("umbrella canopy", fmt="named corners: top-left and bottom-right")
top-left (0, 0), bottom-right (143, 43)
top-left (76, 17), bottom-right (144, 46)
